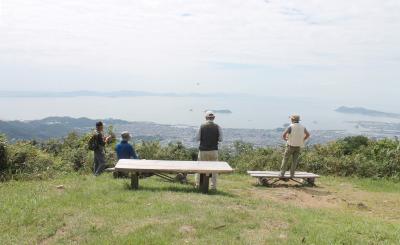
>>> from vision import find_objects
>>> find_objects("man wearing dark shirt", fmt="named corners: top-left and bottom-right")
top-left (93, 121), bottom-right (111, 176)
top-left (195, 111), bottom-right (223, 190)
top-left (115, 131), bottom-right (138, 160)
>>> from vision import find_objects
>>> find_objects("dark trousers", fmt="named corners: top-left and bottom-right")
top-left (94, 150), bottom-right (106, 176)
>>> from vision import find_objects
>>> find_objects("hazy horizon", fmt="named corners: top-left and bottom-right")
top-left (1, 95), bottom-right (400, 132)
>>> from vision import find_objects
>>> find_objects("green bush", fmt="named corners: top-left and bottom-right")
top-left (226, 137), bottom-right (400, 180)
top-left (0, 134), bottom-right (8, 172)
top-left (135, 141), bottom-right (195, 161)
top-left (1, 133), bottom-right (400, 181)
top-left (339, 135), bottom-right (369, 155)
top-left (7, 142), bottom-right (61, 180)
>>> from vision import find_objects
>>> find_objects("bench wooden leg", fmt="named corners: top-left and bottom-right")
top-left (306, 178), bottom-right (315, 186)
top-left (131, 172), bottom-right (139, 189)
top-left (199, 174), bottom-right (210, 194)
top-left (259, 177), bottom-right (270, 186)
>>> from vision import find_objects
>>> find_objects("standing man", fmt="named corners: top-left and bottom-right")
top-left (280, 115), bottom-right (310, 179)
top-left (90, 121), bottom-right (112, 176)
top-left (196, 111), bottom-right (223, 190)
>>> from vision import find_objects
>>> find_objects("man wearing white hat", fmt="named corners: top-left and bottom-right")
top-left (280, 115), bottom-right (310, 179)
top-left (195, 111), bottom-right (223, 190)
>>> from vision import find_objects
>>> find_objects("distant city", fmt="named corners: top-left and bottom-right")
top-left (1, 116), bottom-right (399, 148)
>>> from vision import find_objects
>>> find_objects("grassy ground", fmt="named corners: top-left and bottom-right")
top-left (0, 173), bottom-right (399, 245)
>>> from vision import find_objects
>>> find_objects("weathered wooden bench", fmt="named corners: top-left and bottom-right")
top-left (247, 171), bottom-right (320, 186)
top-left (115, 159), bottom-right (234, 193)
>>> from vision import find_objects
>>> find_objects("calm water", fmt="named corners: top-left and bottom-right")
top-left (1, 96), bottom-right (399, 131)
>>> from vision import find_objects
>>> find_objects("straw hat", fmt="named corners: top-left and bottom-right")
top-left (290, 115), bottom-right (301, 122)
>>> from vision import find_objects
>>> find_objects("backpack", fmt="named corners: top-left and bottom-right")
top-left (88, 133), bottom-right (98, 151)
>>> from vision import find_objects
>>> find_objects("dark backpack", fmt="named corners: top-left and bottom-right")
top-left (88, 133), bottom-right (98, 151)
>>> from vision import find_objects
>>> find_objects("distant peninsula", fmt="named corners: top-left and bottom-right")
top-left (335, 106), bottom-right (400, 119)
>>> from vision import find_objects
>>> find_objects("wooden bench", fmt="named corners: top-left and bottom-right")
top-left (115, 159), bottom-right (234, 193)
top-left (247, 171), bottom-right (320, 186)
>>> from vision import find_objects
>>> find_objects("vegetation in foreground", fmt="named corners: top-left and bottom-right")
top-left (0, 174), bottom-right (399, 244)
top-left (1, 131), bottom-right (399, 244)
top-left (1, 132), bottom-right (400, 181)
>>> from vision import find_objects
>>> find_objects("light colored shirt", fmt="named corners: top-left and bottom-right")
top-left (286, 123), bottom-right (308, 147)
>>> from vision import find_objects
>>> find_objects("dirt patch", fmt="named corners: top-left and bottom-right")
top-left (39, 214), bottom-right (81, 245)
top-left (248, 180), bottom-right (400, 223)
top-left (39, 214), bottom-right (104, 245)
top-left (115, 218), bottom-right (170, 236)
top-left (40, 225), bottom-right (67, 245)
top-left (250, 186), bottom-right (342, 209)
top-left (179, 225), bottom-right (196, 234)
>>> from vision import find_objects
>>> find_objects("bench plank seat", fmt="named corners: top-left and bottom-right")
top-left (247, 170), bottom-right (320, 186)
top-left (115, 159), bottom-right (233, 193)
top-left (247, 171), bottom-right (319, 178)
top-left (115, 159), bottom-right (233, 174)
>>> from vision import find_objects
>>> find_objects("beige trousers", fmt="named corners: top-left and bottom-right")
top-left (280, 145), bottom-right (301, 178)
top-left (195, 150), bottom-right (219, 190)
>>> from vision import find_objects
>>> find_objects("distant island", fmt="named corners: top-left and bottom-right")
top-left (335, 106), bottom-right (400, 119)
top-left (205, 109), bottom-right (232, 114)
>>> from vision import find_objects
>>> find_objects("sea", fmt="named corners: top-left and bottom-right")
top-left (1, 96), bottom-right (400, 131)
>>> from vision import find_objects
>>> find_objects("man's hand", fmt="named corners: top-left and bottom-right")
top-left (105, 136), bottom-right (112, 143)
top-left (282, 128), bottom-right (289, 141)
top-left (304, 129), bottom-right (310, 141)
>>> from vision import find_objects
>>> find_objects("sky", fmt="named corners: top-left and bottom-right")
top-left (0, 0), bottom-right (399, 105)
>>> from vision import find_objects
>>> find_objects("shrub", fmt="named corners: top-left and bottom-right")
top-left (339, 136), bottom-right (369, 155)
top-left (135, 141), bottom-right (194, 161)
top-left (0, 134), bottom-right (8, 172)
top-left (1, 132), bottom-right (400, 181)
top-left (7, 142), bottom-right (61, 180)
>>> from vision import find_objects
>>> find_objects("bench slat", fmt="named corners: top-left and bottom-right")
top-left (115, 159), bottom-right (233, 174)
top-left (247, 171), bottom-right (319, 178)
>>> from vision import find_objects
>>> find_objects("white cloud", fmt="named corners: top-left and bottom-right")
top-left (0, 0), bottom-right (399, 98)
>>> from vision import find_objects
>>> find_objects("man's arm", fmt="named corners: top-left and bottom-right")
top-left (105, 135), bottom-right (112, 144)
top-left (304, 128), bottom-right (311, 141)
top-left (282, 127), bottom-right (290, 141)
top-left (218, 126), bottom-right (223, 142)
top-left (196, 127), bottom-right (201, 142)
top-left (98, 133), bottom-right (106, 146)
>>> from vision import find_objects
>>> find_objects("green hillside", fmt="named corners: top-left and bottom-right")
top-left (0, 132), bottom-right (400, 244)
